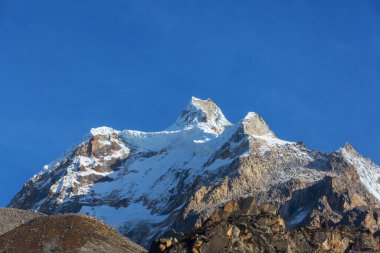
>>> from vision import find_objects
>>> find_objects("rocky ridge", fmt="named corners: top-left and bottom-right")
top-left (8, 97), bottom-right (380, 247)
top-left (150, 198), bottom-right (380, 253)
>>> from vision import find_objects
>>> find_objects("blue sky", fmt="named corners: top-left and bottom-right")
top-left (0, 0), bottom-right (379, 207)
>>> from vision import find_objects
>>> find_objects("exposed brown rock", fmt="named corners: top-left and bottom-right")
top-left (150, 198), bottom-right (380, 253)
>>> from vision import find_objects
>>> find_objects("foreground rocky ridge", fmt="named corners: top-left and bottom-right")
top-left (0, 208), bottom-right (146, 253)
top-left (150, 198), bottom-right (380, 253)
top-left (8, 97), bottom-right (380, 247)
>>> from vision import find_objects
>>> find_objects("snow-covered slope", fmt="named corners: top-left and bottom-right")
top-left (8, 97), bottom-right (380, 247)
top-left (340, 144), bottom-right (380, 201)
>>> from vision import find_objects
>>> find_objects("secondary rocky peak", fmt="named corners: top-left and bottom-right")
top-left (339, 143), bottom-right (365, 163)
top-left (241, 111), bottom-right (276, 137)
top-left (170, 97), bottom-right (231, 135)
top-left (341, 142), bottom-right (357, 154)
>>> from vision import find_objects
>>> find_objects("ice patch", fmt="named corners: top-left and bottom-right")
top-left (287, 208), bottom-right (309, 227)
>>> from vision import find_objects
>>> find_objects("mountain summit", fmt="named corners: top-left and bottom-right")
top-left (168, 97), bottom-right (231, 135)
top-left (8, 97), bottom-right (380, 247)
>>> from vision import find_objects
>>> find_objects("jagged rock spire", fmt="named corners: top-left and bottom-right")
top-left (241, 112), bottom-right (276, 137)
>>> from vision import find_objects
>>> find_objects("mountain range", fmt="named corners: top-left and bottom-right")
top-left (8, 97), bottom-right (380, 249)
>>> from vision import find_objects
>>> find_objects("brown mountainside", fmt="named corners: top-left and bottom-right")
top-left (0, 214), bottom-right (146, 253)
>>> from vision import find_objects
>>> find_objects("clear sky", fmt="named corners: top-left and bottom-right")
top-left (0, 0), bottom-right (379, 207)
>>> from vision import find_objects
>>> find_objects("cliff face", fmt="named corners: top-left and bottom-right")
top-left (150, 198), bottom-right (380, 253)
top-left (8, 97), bottom-right (380, 247)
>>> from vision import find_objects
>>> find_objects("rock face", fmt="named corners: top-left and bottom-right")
top-left (0, 214), bottom-right (146, 253)
top-left (150, 198), bottom-right (380, 253)
top-left (8, 97), bottom-right (380, 247)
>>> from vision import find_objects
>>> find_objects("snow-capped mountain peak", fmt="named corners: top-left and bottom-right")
top-left (168, 97), bottom-right (232, 135)
top-left (90, 126), bottom-right (119, 137)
